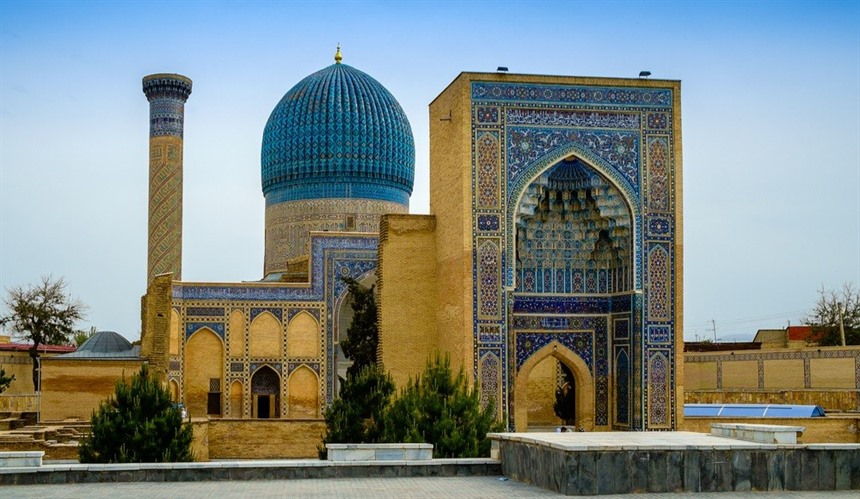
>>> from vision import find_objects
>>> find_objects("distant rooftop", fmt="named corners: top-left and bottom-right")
top-left (0, 342), bottom-right (76, 354)
top-left (684, 341), bottom-right (761, 353)
top-left (685, 404), bottom-right (826, 418)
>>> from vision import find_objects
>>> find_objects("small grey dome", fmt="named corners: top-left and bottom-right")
top-left (63, 331), bottom-right (139, 358)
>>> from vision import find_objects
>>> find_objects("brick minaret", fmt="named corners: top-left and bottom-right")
top-left (142, 74), bottom-right (192, 284)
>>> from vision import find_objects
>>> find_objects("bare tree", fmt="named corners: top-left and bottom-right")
top-left (804, 283), bottom-right (860, 346)
top-left (0, 276), bottom-right (86, 391)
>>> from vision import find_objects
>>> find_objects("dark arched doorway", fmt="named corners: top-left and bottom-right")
top-left (251, 365), bottom-right (280, 419)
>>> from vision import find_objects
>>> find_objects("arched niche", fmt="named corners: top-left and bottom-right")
top-left (513, 157), bottom-right (633, 295)
top-left (334, 271), bottom-right (376, 387)
top-left (229, 380), bottom-right (243, 418)
top-left (287, 311), bottom-right (320, 358)
top-left (184, 327), bottom-right (224, 418)
top-left (168, 378), bottom-right (180, 402)
top-left (288, 365), bottom-right (319, 419)
top-left (169, 309), bottom-right (180, 356)
top-left (506, 146), bottom-right (640, 291)
top-left (249, 311), bottom-right (281, 358)
top-left (514, 341), bottom-right (594, 431)
top-left (228, 309), bottom-right (245, 357)
top-left (251, 365), bottom-right (280, 418)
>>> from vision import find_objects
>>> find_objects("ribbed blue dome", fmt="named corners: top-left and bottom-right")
top-left (261, 63), bottom-right (415, 205)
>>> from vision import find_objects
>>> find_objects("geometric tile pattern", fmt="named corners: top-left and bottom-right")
top-left (470, 79), bottom-right (678, 430)
top-left (143, 75), bottom-right (191, 285)
top-left (261, 63), bottom-right (414, 205)
top-left (171, 233), bottom-right (379, 415)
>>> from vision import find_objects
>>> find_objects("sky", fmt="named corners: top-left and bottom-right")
top-left (1, 1), bottom-right (858, 343)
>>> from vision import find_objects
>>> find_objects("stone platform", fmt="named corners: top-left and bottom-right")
top-left (489, 431), bottom-right (860, 496)
top-left (0, 457), bottom-right (499, 486)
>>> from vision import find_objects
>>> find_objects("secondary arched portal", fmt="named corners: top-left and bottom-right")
top-left (512, 156), bottom-right (634, 430)
top-left (251, 365), bottom-right (280, 419)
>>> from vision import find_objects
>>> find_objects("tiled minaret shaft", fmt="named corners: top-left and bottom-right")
top-left (142, 74), bottom-right (192, 284)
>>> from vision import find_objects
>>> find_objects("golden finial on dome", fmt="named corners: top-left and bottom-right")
top-left (334, 44), bottom-right (342, 64)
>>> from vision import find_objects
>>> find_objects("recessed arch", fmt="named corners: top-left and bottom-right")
top-left (287, 311), bottom-right (320, 358)
top-left (168, 378), bottom-right (180, 402)
top-left (168, 309), bottom-right (180, 355)
top-left (228, 309), bottom-right (245, 357)
top-left (505, 145), bottom-right (641, 290)
top-left (288, 365), bottom-right (319, 419)
top-left (251, 365), bottom-right (280, 418)
top-left (333, 269), bottom-right (377, 387)
top-left (514, 340), bottom-right (594, 431)
top-left (184, 327), bottom-right (224, 418)
top-left (229, 380), bottom-right (243, 418)
top-left (249, 311), bottom-right (282, 358)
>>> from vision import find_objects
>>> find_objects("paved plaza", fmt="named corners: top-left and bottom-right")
top-left (4, 478), bottom-right (859, 498)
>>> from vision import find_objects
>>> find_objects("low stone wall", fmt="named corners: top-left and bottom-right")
top-left (682, 416), bottom-right (860, 444)
top-left (0, 394), bottom-right (38, 413)
top-left (0, 458), bottom-right (500, 485)
top-left (327, 443), bottom-right (433, 461)
top-left (206, 419), bottom-right (326, 459)
top-left (490, 432), bottom-right (860, 495)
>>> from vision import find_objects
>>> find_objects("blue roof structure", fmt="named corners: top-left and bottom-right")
top-left (261, 61), bottom-right (415, 206)
top-left (684, 404), bottom-right (826, 418)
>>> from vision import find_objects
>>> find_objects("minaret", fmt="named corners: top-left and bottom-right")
top-left (142, 74), bottom-right (192, 284)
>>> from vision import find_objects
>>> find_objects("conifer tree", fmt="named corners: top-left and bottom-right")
top-left (319, 364), bottom-right (394, 457)
top-left (383, 354), bottom-right (501, 458)
top-left (338, 277), bottom-right (378, 378)
top-left (79, 364), bottom-right (192, 463)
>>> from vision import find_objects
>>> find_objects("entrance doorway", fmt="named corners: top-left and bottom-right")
top-left (255, 394), bottom-right (272, 419)
top-left (251, 366), bottom-right (280, 419)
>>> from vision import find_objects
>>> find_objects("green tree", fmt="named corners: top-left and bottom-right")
top-left (553, 363), bottom-right (576, 425)
top-left (805, 283), bottom-right (860, 346)
top-left (79, 364), bottom-right (192, 463)
top-left (383, 354), bottom-right (501, 458)
top-left (0, 365), bottom-right (14, 394)
top-left (318, 364), bottom-right (395, 457)
top-left (73, 326), bottom-right (98, 347)
top-left (338, 277), bottom-right (378, 378)
top-left (0, 276), bottom-right (86, 391)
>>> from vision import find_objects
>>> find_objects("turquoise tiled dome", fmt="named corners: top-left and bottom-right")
top-left (261, 62), bottom-right (415, 206)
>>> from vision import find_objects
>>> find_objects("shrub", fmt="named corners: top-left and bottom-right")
top-left (319, 364), bottom-right (395, 458)
top-left (79, 364), bottom-right (192, 463)
top-left (383, 354), bottom-right (501, 458)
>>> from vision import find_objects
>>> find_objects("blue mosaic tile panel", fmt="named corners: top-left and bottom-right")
top-left (250, 307), bottom-right (283, 322)
top-left (615, 347), bottom-right (630, 425)
top-left (475, 106), bottom-right (500, 124)
top-left (646, 216), bottom-right (672, 238)
top-left (185, 306), bottom-right (224, 317)
top-left (173, 234), bottom-right (378, 301)
top-left (506, 108), bottom-right (640, 129)
top-left (478, 324), bottom-right (503, 343)
top-left (185, 322), bottom-right (225, 339)
top-left (611, 294), bottom-right (633, 313)
top-left (515, 332), bottom-right (593, 370)
top-left (648, 325), bottom-right (672, 344)
top-left (614, 319), bottom-right (630, 340)
top-left (477, 214), bottom-right (500, 231)
top-left (646, 112), bottom-right (669, 129)
top-left (507, 127), bottom-right (639, 194)
top-left (472, 82), bottom-right (672, 108)
top-left (513, 296), bottom-right (610, 315)
top-left (287, 307), bottom-right (321, 322)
